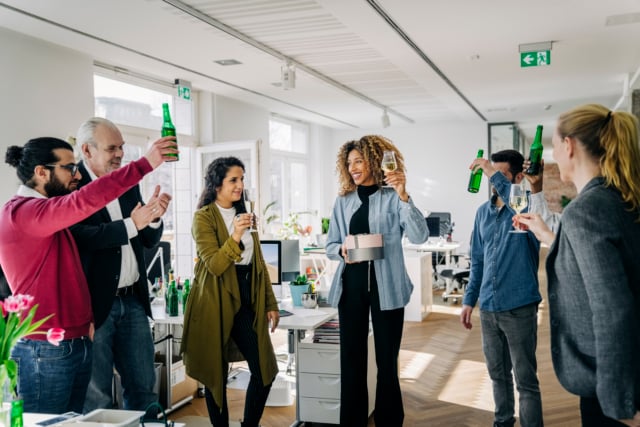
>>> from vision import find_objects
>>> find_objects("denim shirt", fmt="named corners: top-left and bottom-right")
top-left (462, 172), bottom-right (541, 312)
top-left (326, 187), bottom-right (428, 310)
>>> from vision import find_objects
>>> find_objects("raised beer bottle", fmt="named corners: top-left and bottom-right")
top-left (161, 103), bottom-right (179, 162)
top-left (526, 125), bottom-right (543, 175)
top-left (467, 149), bottom-right (484, 193)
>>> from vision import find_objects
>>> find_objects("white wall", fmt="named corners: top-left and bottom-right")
top-left (0, 27), bottom-right (94, 204)
top-left (327, 122), bottom-right (489, 253)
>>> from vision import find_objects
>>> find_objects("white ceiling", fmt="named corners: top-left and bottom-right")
top-left (2, 0), bottom-right (640, 140)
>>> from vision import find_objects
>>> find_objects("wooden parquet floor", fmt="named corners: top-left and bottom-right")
top-left (169, 253), bottom-right (581, 426)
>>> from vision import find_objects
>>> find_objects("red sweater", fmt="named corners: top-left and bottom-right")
top-left (0, 157), bottom-right (153, 339)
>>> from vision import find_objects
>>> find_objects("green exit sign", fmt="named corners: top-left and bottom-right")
top-left (520, 50), bottom-right (551, 67)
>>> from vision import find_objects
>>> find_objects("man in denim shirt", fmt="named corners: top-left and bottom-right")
top-left (460, 149), bottom-right (543, 427)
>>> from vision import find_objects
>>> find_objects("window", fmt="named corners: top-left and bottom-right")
top-left (269, 117), bottom-right (310, 224)
top-left (94, 75), bottom-right (193, 135)
top-left (92, 73), bottom-right (196, 234)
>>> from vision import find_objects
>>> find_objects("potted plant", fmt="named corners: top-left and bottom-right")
top-left (261, 200), bottom-right (280, 236)
top-left (302, 280), bottom-right (318, 309)
top-left (289, 274), bottom-right (311, 307)
top-left (317, 217), bottom-right (330, 247)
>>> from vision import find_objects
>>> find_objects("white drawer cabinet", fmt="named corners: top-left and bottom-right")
top-left (297, 333), bottom-right (376, 424)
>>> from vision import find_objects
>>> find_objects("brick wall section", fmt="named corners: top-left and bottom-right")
top-left (542, 163), bottom-right (577, 213)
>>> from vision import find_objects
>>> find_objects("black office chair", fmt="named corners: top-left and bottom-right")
top-left (427, 212), bottom-right (453, 285)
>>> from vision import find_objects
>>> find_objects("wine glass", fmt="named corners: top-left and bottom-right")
top-left (381, 150), bottom-right (397, 187)
top-left (509, 183), bottom-right (528, 233)
top-left (243, 188), bottom-right (257, 232)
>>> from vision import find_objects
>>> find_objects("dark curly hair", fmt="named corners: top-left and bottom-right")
top-left (5, 137), bottom-right (74, 188)
top-left (335, 135), bottom-right (405, 196)
top-left (197, 156), bottom-right (246, 210)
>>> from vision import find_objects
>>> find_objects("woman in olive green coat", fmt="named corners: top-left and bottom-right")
top-left (180, 157), bottom-right (279, 427)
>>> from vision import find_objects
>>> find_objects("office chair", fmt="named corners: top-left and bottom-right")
top-left (427, 212), bottom-right (453, 286)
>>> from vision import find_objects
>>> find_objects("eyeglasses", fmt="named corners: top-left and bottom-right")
top-left (45, 163), bottom-right (80, 176)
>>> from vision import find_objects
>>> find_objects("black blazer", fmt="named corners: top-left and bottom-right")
top-left (70, 161), bottom-right (162, 328)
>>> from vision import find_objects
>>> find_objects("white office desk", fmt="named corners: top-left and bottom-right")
top-left (277, 301), bottom-right (338, 427)
top-left (150, 304), bottom-right (194, 414)
top-left (404, 241), bottom-right (461, 266)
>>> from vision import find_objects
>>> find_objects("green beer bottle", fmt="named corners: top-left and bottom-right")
top-left (467, 149), bottom-right (484, 193)
top-left (526, 125), bottom-right (544, 175)
top-left (182, 278), bottom-right (190, 314)
top-left (161, 103), bottom-right (179, 162)
top-left (168, 280), bottom-right (179, 317)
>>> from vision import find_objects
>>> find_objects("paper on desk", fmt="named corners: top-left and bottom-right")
top-left (289, 308), bottom-right (328, 317)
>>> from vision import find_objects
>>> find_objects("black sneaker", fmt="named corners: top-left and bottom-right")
top-left (493, 418), bottom-right (516, 427)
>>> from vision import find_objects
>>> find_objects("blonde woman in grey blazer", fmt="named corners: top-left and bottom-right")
top-left (518, 104), bottom-right (640, 427)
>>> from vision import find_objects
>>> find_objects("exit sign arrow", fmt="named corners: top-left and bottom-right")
top-left (520, 50), bottom-right (551, 68)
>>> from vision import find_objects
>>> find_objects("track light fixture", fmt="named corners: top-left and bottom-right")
top-left (381, 109), bottom-right (391, 128)
top-left (281, 60), bottom-right (296, 90)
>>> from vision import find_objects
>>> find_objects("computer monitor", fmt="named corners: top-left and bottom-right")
top-left (426, 216), bottom-right (441, 238)
top-left (428, 212), bottom-right (453, 236)
top-left (280, 239), bottom-right (301, 282)
top-left (259, 240), bottom-right (281, 285)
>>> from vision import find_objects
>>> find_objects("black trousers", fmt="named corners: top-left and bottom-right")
top-left (580, 396), bottom-right (628, 427)
top-left (338, 262), bottom-right (405, 427)
top-left (204, 265), bottom-right (273, 427)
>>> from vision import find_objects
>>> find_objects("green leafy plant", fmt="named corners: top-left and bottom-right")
top-left (279, 211), bottom-right (314, 240)
top-left (262, 200), bottom-right (280, 226)
top-left (291, 274), bottom-right (311, 292)
top-left (321, 217), bottom-right (330, 234)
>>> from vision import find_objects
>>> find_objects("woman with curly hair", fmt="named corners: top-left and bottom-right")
top-left (518, 104), bottom-right (640, 426)
top-left (325, 135), bottom-right (428, 426)
top-left (180, 156), bottom-right (279, 427)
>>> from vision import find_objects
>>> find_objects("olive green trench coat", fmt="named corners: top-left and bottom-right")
top-left (180, 203), bottom-right (279, 409)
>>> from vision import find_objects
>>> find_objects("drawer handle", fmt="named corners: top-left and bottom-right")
top-left (317, 351), bottom-right (339, 359)
top-left (317, 376), bottom-right (340, 385)
top-left (318, 400), bottom-right (340, 410)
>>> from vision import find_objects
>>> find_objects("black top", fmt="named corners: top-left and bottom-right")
top-left (343, 185), bottom-right (379, 291)
top-left (348, 184), bottom-right (378, 235)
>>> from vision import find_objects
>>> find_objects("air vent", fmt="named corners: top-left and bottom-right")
top-left (605, 12), bottom-right (640, 26)
top-left (213, 59), bottom-right (242, 66)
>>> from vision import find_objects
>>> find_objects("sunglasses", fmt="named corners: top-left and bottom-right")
top-left (45, 163), bottom-right (80, 176)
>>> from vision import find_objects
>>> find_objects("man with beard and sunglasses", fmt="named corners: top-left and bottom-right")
top-left (459, 149), bottom-right (544, 427)
top-left (0, 135), bottom-right (177, 414)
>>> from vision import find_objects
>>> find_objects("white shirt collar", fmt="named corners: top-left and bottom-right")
top-left (16, 185), bottom-right (46, 199)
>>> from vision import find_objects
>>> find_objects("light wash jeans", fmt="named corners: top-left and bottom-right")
top-left (480, 303), bottom-right (543, 427)
top-left (84, 295), bottom-right (157, 412)
top-left (12, 336), bottom-right (92, 413)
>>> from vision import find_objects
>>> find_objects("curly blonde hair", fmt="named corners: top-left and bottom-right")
top-left (335, 135), bottom-right (406, 196)
top-left (557, 104), bottom-right (640, 218)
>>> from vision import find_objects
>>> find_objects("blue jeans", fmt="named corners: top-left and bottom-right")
top-left (12, 336), bottom-right (92, 414)
top-left (480, 304), bottom-right (543, 427)
top-left (84, 295), bottom-right (157, 412)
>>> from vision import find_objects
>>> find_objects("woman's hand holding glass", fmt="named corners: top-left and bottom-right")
top-left (232, 213), bottom-right (252, 242)
top-left (508, 183), bottom-right (528, 233)
top-left (381, 151), bottom-right (409, 201)
top-left (514, 213), bottom-right (556, 246)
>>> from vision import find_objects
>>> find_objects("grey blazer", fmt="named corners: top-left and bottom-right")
top-left (546, 176), bottom-right (640, 419)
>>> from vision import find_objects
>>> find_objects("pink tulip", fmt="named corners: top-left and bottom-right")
top-left (46, 328), bottom-right (65, 346)
top-left (2, 296), bottom-right (22, 313)
top-left (16, 294), bottom-right (35, 311)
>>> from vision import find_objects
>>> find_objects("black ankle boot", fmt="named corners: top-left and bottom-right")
top-left (493, 418), bottom-right (516, 427)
